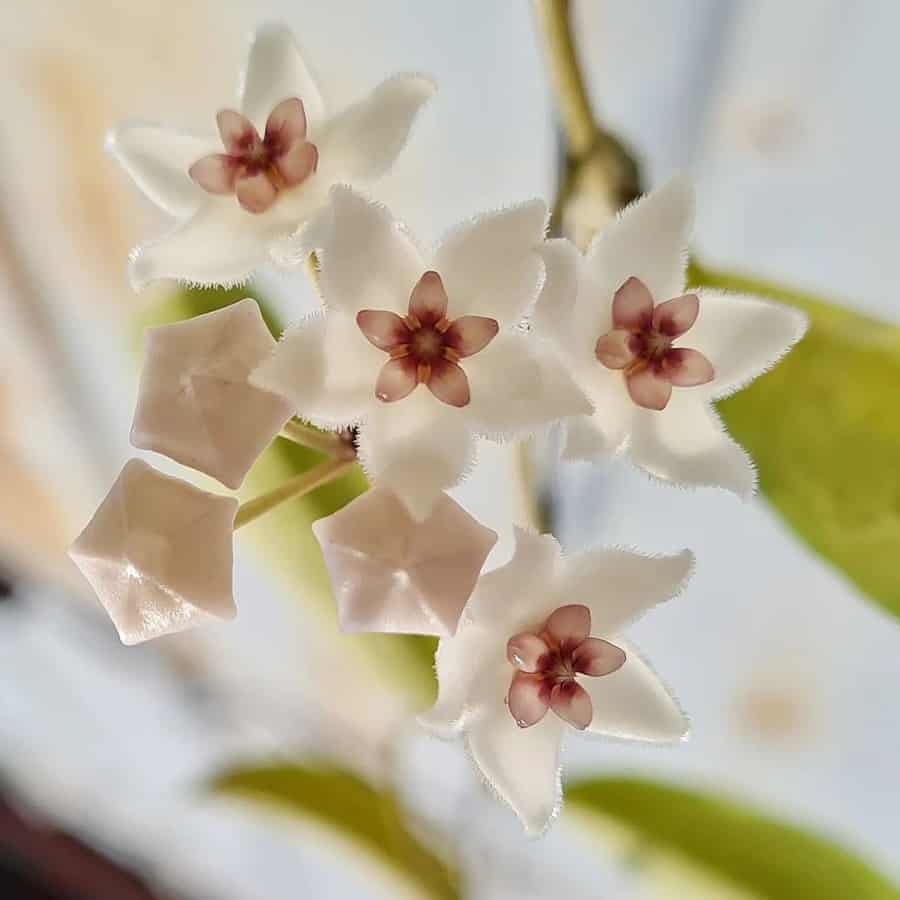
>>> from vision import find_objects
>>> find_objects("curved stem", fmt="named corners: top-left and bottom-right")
top-left (534, 0), bottom-right (597, 158)
top-left (534, 0), bottom-right (643, 230)
top-left (234, 458), bottom-right (356, 530)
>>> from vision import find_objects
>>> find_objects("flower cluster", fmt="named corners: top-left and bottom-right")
top-left (69, 24), bottom-right (807, 833)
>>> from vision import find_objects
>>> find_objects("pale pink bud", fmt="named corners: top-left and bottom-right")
top-left (68, 459), bottom-right (237, 645)
top-left (313, 487), bottom-right (497, 636)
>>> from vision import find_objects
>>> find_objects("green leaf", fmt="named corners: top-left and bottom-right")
top-left (567, 776), bottom-right (899, 900)
top-left (689, 261), bottom-right (900, 621)
top-left (135, 285), bottom-right (438, 704)
top-left (212, 763), bottom-right (460, 900)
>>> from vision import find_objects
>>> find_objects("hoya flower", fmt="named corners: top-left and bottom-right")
top-left (313, 487), bottom-right (497, 635)
top-left (535, 177), bottom-right (808, 496)
top-left (131, 299), bottom-right (293, 489)
top-left (251, 186), bottom-right (592, 520)
top-left (108, 24), bottom-right (434, 288)
top-left (68, 459), bottom-right (237, 645)
top-left (420, 528), bottom-right (693, 834)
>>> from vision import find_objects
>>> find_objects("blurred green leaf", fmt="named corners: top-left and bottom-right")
top-left (213, 763), bottom-right (460, 900)
top-left (136, 285), bottom-right (437, 704)
top-left (690, 262), bottom-right (900, 622)
top-left (567, 776), bottom-right (899, 900)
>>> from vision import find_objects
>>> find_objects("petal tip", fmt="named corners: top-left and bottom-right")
top-left (103, 120), bottom-right (146, 162)
top-left (790, 307), bottom-right (811, 342)
top-left (658, 172), bottom-right (696, 217)
top-left (519, 802), bottom-right (560, 839)
top-left (393, 71), bottom-right (438, 101)
top-left (251, 20), bottom-right (293, 39)
top-left (667, 548), bottom-right (697, 598)
top-left (117, 630), bottom-right (144, 647)
top-left (718, 444), bottom-right (758, 500)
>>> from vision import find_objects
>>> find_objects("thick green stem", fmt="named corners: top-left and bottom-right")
top-left (234, 458), bottom-right (356, 530)
top-left (534, 0), bottom-right (597, 157)
top-left (534, 0), bottom-right (642, 231)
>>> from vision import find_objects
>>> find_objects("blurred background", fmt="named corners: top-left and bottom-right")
top-left (1, 1), bottom-right (898, 898)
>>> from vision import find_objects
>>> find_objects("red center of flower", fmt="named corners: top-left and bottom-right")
top-left (356, 271), bottom-right (499, 408)
top-left (188, 98), bottom-right (319, 214)
top-left (505, 604), bottom-right (626, 731)
top-left (594, 276), bottom-right (714, 411)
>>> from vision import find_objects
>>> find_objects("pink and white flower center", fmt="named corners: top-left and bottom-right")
top-left (189, 98), bottom-right (319, 214)
top-left (356, 270), bottom-right (499, 408)
top-left (505, 604), bottom-right (626, 730)
top-left (595, 276), bottom-right (714, 411)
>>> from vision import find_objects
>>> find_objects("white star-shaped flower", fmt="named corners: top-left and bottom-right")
top-left (251, 186), bottom-right (592, 520)
top-left (420, 528), bottom-right (693, 835)
top-left (535, 177), bottom-right (808, 496)
top-left (108, 23), bottom-right (435, 288)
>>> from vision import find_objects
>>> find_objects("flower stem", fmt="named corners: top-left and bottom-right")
top-left (534, 0), bottom-right (597, 158)
top-left (234, 458), bottom-right (356, 530)
top-left (280, 419), bottom-right (347, 457)
top-left (527, 1), bottom-right (646, 537)
top-left (534, 0), bottom-right (643, 231)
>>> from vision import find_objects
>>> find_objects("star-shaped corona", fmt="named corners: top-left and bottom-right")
top-left (357, 270), bottom-right (499, 407)
top-left (506, 604), bottom-right (627, 729)
top-left (189, 100), bottom-right (318, 214)
top-left (594, 277), bottom-right (713, 410)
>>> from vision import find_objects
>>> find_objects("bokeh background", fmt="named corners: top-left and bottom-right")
top-left (1, 1), bottom-right (898, 898)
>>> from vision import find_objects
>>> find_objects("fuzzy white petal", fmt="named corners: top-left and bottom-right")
top-left (419, 624), bottom-right (506, 737)
top-left (466, 692), bottom-right (564, 835)
top-left (128, 176), bottom-right (332, 289)
top-left (240, 24), bottom-right (325, 131)
top-left (422, 531), bottom-right (562, 734)
top-left (687, 290), bottom-right (809, 399)
top-left (106, 122), bottom-right (216, 218)
top-left (465, 528), bottom-right (562, 630)
top-left (310, 187), bottom-right (425, 315)
top-left (357, 390), bottom-right (474, 520)
top-left (533, 238), bottom-right (580, 346)
top-left (581, 177), bottom-right (693, 338)
top-left (434, 201), bottom-right (548, 326)
top-left (250, 312), bottom-right (381, 428)
top-left (628, 391), bottom-right (756, 496)
top-left (463, 334), bottom-right (592, 440)
top-left (129, 201), bottom-right (272, 289)
top-left (315, 74), bottom-right (435, 182)
top-left (559, 548), bottom-right (693, 635)
top-left (562, 363), bottom-right (634, 457)
top-left (583, 640), bottom-right (688, 741)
